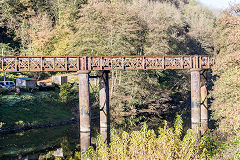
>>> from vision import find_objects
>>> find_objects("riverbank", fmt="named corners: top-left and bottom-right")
top-left (0, 91), bottom-right (75, 131)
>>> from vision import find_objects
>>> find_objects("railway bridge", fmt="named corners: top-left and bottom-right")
top-left (0, 55), bottom-right (215, 152)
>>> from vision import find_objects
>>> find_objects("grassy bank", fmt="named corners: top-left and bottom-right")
top-left (0, 91), bottom-right (74, 129)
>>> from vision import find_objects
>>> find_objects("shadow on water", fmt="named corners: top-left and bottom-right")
top-left (0, 123), bottom-right (80, 160)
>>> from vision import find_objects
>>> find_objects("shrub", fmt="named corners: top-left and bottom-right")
top-left (80, 115), bottom-right (207, 160)
top-left (59, 83), bottom-right (75, 103)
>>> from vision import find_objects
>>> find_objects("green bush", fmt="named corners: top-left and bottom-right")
top-left (59, 83), bottom-right (75, 103)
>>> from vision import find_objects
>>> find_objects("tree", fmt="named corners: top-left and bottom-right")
top-left (183, 0), bottom-right (216, 54)
top-left (129, 0), bottom-right (187, 55)
top-left (24, 13), bottom-right (54, 56)
top-left (67, 0), bottom-right (146, 56)
top-left (211, 4), bottom-right (240, 137)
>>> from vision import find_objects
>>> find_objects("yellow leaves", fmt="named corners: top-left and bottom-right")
top-left (26, 13), bottom-right (54, 56)
top-left (83, 116), bottom-right (206, 160)
top-left (174, 115), bottom-right (183, 137)
top-left (0, 122), bottom-right (6, 128)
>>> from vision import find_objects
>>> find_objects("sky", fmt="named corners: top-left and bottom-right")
top-left (197, 0), bottom-right (240, 10)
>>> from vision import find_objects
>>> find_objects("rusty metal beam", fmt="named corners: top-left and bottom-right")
top-left (99, 71), bottom-right (110, 143)
top-left (0, 55), bottom-right (215, 72)
top-left (78, 71), bottom-right (91, 153)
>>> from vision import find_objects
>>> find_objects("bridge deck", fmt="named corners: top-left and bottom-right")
top-left (0, 55), bottom-right (214, 72)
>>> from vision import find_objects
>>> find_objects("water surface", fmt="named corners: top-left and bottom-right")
top-left (0, 124), bottom-right (79, 159)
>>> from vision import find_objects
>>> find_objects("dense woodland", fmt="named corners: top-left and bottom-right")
top-left (0, 0), bottom-right (239, 159)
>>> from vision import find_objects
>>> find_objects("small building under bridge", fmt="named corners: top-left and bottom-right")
top-left (16, 77), bottom-right (37, 89)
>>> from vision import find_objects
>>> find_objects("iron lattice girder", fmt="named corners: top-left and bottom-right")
top-left (0, 55), bottom-right (215, 72)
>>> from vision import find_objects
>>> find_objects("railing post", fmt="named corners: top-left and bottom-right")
top-left (190, 69), bottom-right (201, 140)
top-left (99, 71), bottom-right (110, 143)
top-left (201, 70), bottom-right (208, 135)
top-left (78, 71), bottom-right (91, 153)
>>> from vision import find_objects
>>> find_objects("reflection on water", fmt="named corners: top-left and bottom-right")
top-left (0, 123), bottom-right (79, 159)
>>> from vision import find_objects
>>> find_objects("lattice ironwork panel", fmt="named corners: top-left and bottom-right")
top-left (54, 58), bottom-right (66, 71)
top-left (200, 56), bottom-right (209, 69)
top-left (165, 57), bottom-right (181, 69)
top-left (3, 58), bottom-right (17, 72)
top-left (103, 57), bottom-right (124, 70)
top-left (0, 55), bottom-right (215, 72)
top-left (124, 57), bottom-right (143, 70)
top-left (43, 58), bottom-right (54, 71)
top-left (145, 57), bottom-right (164, 69)
top-left (30, 58), bottom-right (42, 71)
top-left (183, 57), bottom-right (192, 69)
top-left (68, 57), bottom-right (79, 71)
top-left (18, 58), bottom-right (30, 71)
top-left (89, 57), bottom-right (102, 70)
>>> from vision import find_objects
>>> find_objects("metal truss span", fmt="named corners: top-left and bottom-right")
top-left (0, 55), bottom-right (215, 72)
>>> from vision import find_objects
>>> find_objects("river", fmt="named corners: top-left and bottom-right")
top-left (0, 124), bottom-right (80, 160)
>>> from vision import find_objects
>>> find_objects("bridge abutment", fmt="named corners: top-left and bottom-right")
top-left (99, 71), bottom-right (110, 143)
top-left (78, 71), bottom-right (91, 153)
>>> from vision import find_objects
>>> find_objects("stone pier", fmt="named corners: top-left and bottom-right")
top-left (99, 71), bottom-right (110, 143)
top-left (190, 69), bottom-right (201, 139)
top-left (201, 70), bottom-right (208, 135)
top-left (78, 71), bottom-right (91, 153)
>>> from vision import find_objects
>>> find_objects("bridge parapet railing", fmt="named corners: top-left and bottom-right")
top-left (0, 55), bottom-right (215, 72)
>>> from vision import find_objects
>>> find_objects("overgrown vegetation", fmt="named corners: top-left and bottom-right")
top-left (85, 116), bottom-right (205, 160)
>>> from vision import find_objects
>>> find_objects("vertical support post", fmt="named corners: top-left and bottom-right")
top-left (99, 71), bottom-right (110, 143)
top-left (78, 71), bottom-right (91, 153)
top-left (201, 70), bottom-right (208, 135)
top-left (28, 57), bottom-right (30, 71)
top-left (190, 69), bottom-right (201, 139)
